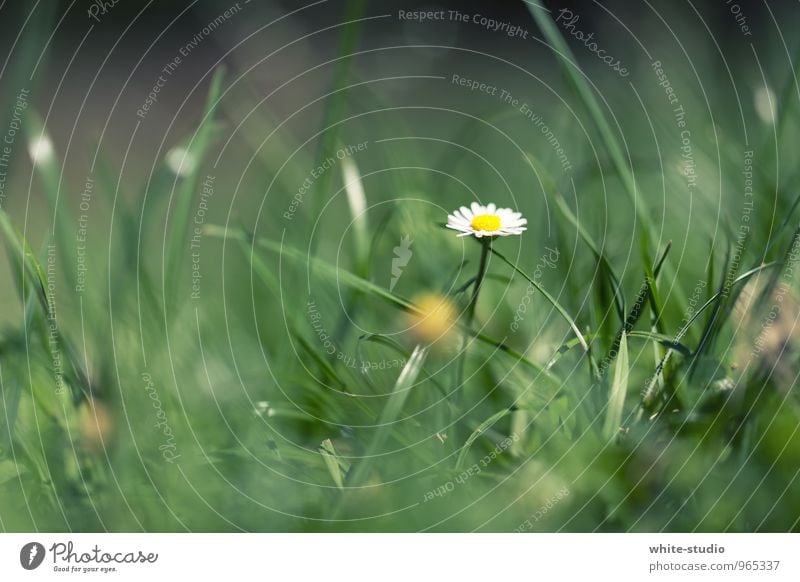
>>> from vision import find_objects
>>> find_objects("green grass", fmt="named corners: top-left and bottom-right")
top-left (1, 2), bottom-right (799, 532)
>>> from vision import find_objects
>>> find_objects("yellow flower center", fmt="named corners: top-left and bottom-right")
top-left (471, 214), bottom-right (501, 232)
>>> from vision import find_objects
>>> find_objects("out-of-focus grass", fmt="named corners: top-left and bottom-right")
top-left (1, 2), bottom-right (799, 533)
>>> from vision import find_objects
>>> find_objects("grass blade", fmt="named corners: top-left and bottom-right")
top-left (204, 225), bottom-right (559, 381)
top-left (319, 438), bottom-right (348, 490)
top-left (307, 0), bottom-right (368, 249)
top-left (603, 332), bottom-right (629, 440)
top-left (491, 247), bottom-right (588, 351)
top-left (346, 345), bottom-right (427, 488)
top-left (639, 261), bottom-right (780, 414)
top-left (525, 3), bottom-right (654, 243)
top-left (548, 330), bottom-right (690, 369)
top-left (357, 334), bottom-right (449, 398)
top-left (454, 408), bottom-right (512, 471)
top-left (526, 152), bottom-right (625, 322)
top-left (603, 242), bottom-right (672, 368)
top-left (165, 67), bottom-right (225, 310)
top-left (0, 211), bottom-right (49, 311)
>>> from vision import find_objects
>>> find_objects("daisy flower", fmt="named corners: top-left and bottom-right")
top-left (446, 202), bottom-right (527, 238)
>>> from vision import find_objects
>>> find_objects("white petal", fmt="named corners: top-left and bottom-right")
top-left (459, 206), bottom-right (473, 220)
top-left (471, 202), bottom-right (484, 216)
top-left (446, 223), bottom-right (472, 232)
top-left (486, 203), bottom-right (496, 214)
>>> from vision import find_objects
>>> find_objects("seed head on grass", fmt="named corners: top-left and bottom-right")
top-left (165, 146), bottom-right (197, 177)
top-left (731, 279), bottom-right (800, 388)
top-left (28, 133), bottom-right (54, 165)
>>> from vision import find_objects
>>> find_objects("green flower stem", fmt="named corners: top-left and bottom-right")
top-left (455, 238), bottom-right (491, 402)
top-left (466, 239), bottom-right (491, 328)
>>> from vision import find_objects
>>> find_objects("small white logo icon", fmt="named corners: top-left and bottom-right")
top-left (390, 235), bottom-right (413, 291)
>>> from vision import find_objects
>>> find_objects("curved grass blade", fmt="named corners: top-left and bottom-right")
top-left (452, 273), bottom-right (513, 296)
top-left (0, 212), bottom-right (48, 309)
top-left (454, 408), bottom-right (512, 471)
top-left (603, 241), bottom-right (672, 370)
top-left (526, 152), bottom-right (625, 321)
top-left (547, 330), bottom-right (690, 370)
top-left (204, 225), bottom-right (559, 382)
top-left (688, 238), bottom-right (738, 378)
top-left (491, 247), bottom-right (588, 351)
top-left (639, 261), bottom-right (780, 413)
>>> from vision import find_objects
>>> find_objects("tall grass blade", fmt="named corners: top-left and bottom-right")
top-left (604, 242), bottom-right (672, 368)
top-left (525, 4), bottom-right (653, 243)
top-left (345, 345), bottom-right (427, 488)
top-left (204, 225), bottom-right (560, 381)
top-left (319, 438), bottom-right (347, 490)
top-left (491, 247), bottom-right (588, 351)
top-left (308, 0), bottom-right (367, 240)
top-left (165, 67), bottom-right (225, 311)
top-left (526, 152), bottom-right (625, 321)
top-left (640, 261), bottom-right (779, 414)
top-left (0, 211), bottom-right (49, 310)
top-left (603, 332), bottom-right (628, 440)
top-left (357, 334), bottom-right (448, 398)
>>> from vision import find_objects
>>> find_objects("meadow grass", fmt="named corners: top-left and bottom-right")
top-left (0, 2), bottom-right (799, 532)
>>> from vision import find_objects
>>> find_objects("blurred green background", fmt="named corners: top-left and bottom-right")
top-left (0, 0), bottom-right (799, 531)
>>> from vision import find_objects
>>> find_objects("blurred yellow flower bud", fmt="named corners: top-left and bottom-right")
top-left (79, 398), bottom-right (114, 452)
top-left (406, 292), bottom-right (460, 349)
